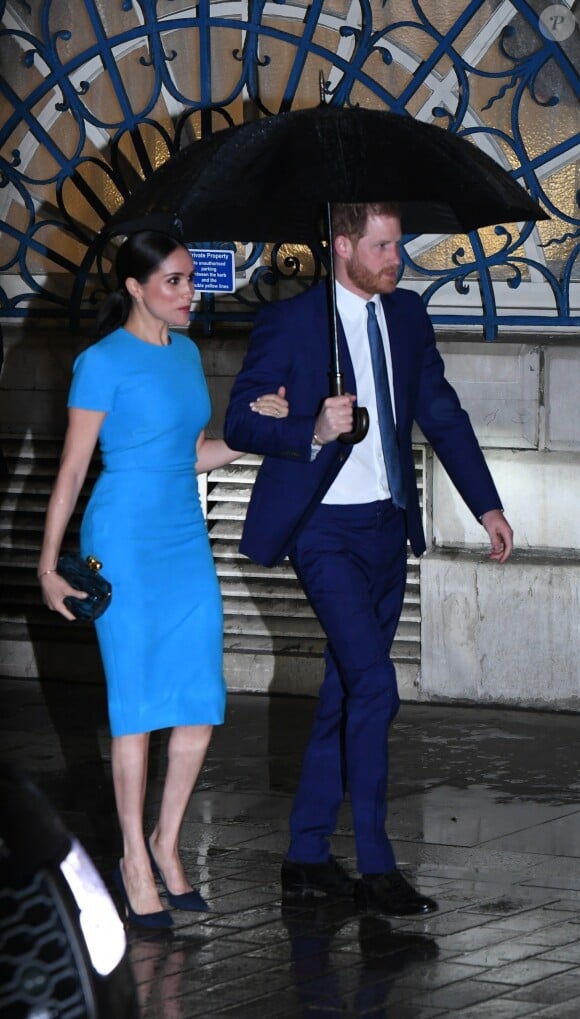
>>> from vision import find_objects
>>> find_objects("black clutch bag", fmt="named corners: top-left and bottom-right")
top-left (57, 553), bottom-right (112, 622)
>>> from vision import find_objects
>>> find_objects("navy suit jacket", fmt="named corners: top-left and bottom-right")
top-left (224, 282), bottom-right (501, 567)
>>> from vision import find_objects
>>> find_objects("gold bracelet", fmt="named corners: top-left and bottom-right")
top-left (313, 432), bottom-right (324, 446)
top-left (38, 569), bottom-right (57, 578)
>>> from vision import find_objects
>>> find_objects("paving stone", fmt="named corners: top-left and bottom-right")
top-left (507, 968), bottom-right (580, 1005)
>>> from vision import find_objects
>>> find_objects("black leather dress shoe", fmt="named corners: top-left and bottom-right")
top-left (355, 869), bottom-right (438, 917)
top-left (281, 855), bottom-right (355, 899)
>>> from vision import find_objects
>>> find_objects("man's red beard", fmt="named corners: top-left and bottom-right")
top-left (345, 252), bottom-right (398, 295)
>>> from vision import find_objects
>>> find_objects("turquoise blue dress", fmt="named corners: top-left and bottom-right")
top-left (68, 328), bottom-right (226, 737)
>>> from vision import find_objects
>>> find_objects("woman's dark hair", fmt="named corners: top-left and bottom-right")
top-left (95, 231), bottom-right (185, 339)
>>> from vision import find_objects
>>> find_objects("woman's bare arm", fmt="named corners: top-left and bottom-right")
top-left (38, 408), bottom-right (105, 619)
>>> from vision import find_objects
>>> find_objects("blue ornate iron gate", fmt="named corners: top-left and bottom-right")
top-left (0, 0), bottom-right (578, 337)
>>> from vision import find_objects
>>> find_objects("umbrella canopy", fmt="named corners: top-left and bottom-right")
top-left (107, 105), bottom-right (547, 241)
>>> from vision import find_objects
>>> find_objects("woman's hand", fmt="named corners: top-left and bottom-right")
top-left (250, 386), bottom-right (288, 419)
top-left (39, 571), bottom-right (87, 622)
top-left (196, 386), bottom-right (288, 474)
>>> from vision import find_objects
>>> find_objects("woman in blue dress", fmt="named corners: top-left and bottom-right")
top-left (38, 230), bottom-right (287, 928)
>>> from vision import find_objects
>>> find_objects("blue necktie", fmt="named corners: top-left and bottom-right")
top-left (366, 301), bottom-right (406, 508)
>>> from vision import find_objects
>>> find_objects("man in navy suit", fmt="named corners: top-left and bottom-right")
top-left (224, 203), bottom-right (513, 916)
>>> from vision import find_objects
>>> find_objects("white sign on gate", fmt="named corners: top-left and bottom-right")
top-left (189, 248), bottom-right (235, 293)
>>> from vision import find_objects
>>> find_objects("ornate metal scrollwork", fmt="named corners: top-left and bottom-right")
top-left (0, 0), bottom-right (578, 337)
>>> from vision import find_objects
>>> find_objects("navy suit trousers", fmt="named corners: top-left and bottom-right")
top-left (288, 498), bottom-right (407, 874)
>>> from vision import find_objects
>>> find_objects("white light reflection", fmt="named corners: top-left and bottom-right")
top-left (59, 838), bottom-right (126, 976)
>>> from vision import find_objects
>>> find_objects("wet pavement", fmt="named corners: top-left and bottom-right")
top-left (2, 675), bottom-right (580, 1018)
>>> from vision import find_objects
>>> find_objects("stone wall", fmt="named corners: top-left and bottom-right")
top-left (416, 340), bottom-right (580, 711)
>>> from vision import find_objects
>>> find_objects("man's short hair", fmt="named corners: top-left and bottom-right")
top-left (332, 202), bottom-right (402, 241)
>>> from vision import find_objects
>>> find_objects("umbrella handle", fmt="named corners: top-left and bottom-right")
top-left (339, 405), bottom-right (369, 444)
top-left (329, 372), bottom-right (370, 444)
top-left (340, 405), bottom-right (369, 444)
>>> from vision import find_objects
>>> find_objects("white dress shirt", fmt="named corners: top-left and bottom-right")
top-left (322, 282), bottom-right (397, 505)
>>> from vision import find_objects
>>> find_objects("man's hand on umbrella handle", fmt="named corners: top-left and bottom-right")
top-left (314, 395), bottom-right (356, 444)
top-left (481, 509), bottom-right (513, 563)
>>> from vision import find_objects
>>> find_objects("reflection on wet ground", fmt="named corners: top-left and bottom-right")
top-left (3, 677), bottom-right (580, 1018)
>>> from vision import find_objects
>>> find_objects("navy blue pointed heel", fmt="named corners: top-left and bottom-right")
top-left (147, 839), bottom-right (209, 912)
top-left (113, 862), bottom-right (173, 930)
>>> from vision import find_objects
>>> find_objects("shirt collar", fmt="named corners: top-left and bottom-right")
top-left (335, 280), bottom-right (379, 320)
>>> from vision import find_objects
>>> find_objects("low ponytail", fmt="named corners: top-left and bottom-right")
top-left (94, 287), bottom-right (131, 339)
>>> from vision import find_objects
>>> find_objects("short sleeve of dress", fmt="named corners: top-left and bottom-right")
top-left (68, 343), bottom-right (116, 412)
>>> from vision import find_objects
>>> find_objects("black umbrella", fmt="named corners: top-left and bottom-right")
top-left (106, 103), bottom-right (548, 439)
top-left (108, 104), bottom-right (546, 239)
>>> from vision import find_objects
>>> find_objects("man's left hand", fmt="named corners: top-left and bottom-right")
top-left (480, 509), bottom-right (513, 564)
